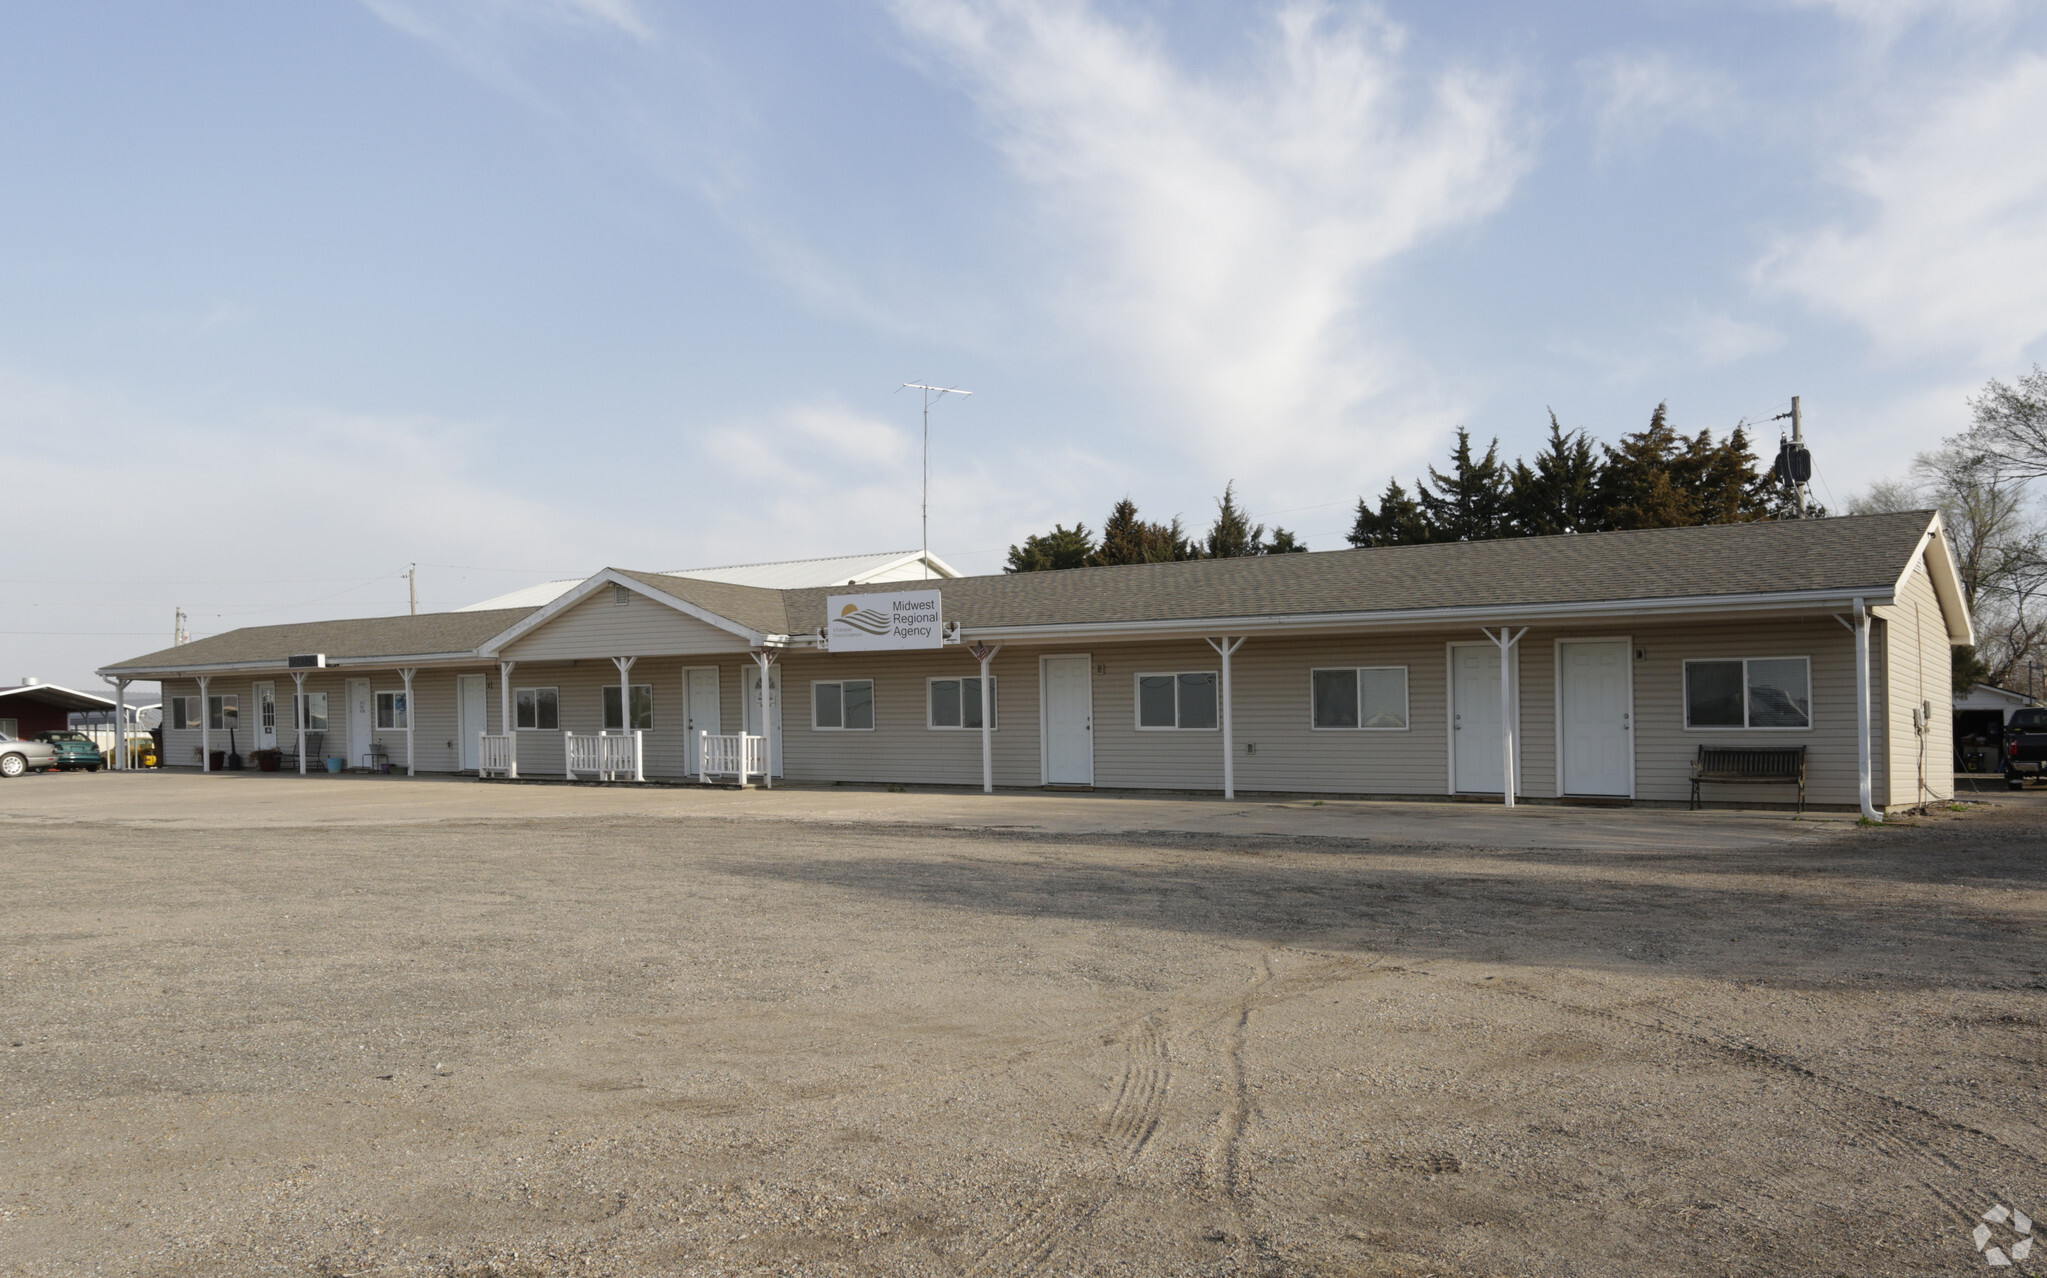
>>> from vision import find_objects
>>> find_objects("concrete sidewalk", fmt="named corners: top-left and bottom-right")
top-left (0, 769), bottom-right (1878, 852)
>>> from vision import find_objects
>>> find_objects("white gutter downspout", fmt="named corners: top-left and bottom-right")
top-left (1854, 597), bottom-right (1880, 822)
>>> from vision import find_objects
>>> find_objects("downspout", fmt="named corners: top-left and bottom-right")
top-left (1854, 597), bottom-right (1880, 822)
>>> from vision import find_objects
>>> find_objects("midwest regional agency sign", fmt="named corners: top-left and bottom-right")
top-left (824, 590), bottom-right (944, 652)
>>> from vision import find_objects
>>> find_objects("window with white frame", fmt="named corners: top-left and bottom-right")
top-left (1310, 667), bottom-right (1409, 730)
top-left (172, 696), bottom-right (200, 731)
top-left (813, 679), bottom-right (874, 730)
top-left (207, 694), bottom-right (239, 731)
top-left (602, 684), bottom-right (653, 731)
top-left (1684, 657), bottom-right (1811, 729)
top-left (928, 676), bottom-right (996, 730)
top-left (292, 691), bottom-right (329, 732)
top-left (375, 690), bottom-right (409, 730)
top-left (1136, 672), bottom-right (1218, 730)
top-left (515, 687), bottom-right (560, 731)
top-left (259, 688), bottom-right (276, 735)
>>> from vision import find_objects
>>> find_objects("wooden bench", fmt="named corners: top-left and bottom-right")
top-left (1690, 745), bottom-right (1807, 813)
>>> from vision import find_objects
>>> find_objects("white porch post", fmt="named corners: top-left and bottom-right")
top-left (398, 667), bottom-right (417, 777)
top-left (105, 678), bottom-right (126, 770)
top-left (292, 671), bottom-right (308, 775)
top-left (196, 675), bottom-right (211, 773)
top-left (1205, 636), bottom-right (1245, 800)
top-left (971, 641), bottom-right (1002, 794)
top-left (1854, 597), bottom-right (1880, 822)
top-left (610, 656), bottom-right (637, 733)
top-left (752, 649), bottom-right (777, 789)
top-left (1481, 627), bottom-right (1529, 808)
top-left (499, 660), bottom-right (517, 779)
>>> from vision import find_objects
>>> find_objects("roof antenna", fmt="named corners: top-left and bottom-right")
top-left (899, 383), bottom-right (973, 579)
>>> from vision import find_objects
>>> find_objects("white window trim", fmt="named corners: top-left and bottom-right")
top-left (173, 696), bottom-right (201, 731)
top-left (926, 675), bottom-right (997, 731)
top-left (811, 679), bottom-right (876, 732)
top-left (374, 689), bottom-right (410, 731)
top-left (295, 690), bottom-right (330, 733)
top-left (514, 686), bottom-right (561, 732)
top-left (1682, 656), bottom-right (1815, 731)
top-left (1307, 665), bottom-right (1411, 731)
top-left (602, 683), bottom-right (655, 732)
top-left (1133, 670), bottom-right (1220, 731)
top-left (207, 693), bottom-right (240, 732)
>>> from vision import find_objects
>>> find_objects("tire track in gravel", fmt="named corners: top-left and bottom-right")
top-left (1203, 952), bottom-right (1280, 1278)
top-left (1097, 1014), bottom-right (1170, 1165)
top-left (1465, 977), bottom-right (2034, 1236)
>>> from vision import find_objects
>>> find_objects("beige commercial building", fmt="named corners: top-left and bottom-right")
top-left (99, 512), bottom-right (1969, 814)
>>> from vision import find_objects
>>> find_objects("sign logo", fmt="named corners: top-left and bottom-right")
top-left (825, 590), bottom-right (943, 652)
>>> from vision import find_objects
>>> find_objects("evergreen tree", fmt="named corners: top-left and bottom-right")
top-left (1416, 427), bottom-right (1509, 541)
top-left (1094, 498), bottom-right (1196, 565)
top-left (1004, 523), bottom-right (1095, 572)
top-left (1346, 478), bottom-right (1431, 547)
top-left (1597, 403), bottom-right (1698, 529)
top-left (1202, 482), bottom-right (1264, 558)
top-left (1507, 411), bottom-right (1603, 536)
top-left (1691, 425), bottom-right (1770, 524)
top-left (1263, 527), bottom-right (1309, 554)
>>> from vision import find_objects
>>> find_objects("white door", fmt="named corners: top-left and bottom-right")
top-left (1451, 644), bottom-right (1517, 794)
top-left (742, 665), bottom-right (782, 776)
top-left (684, 666), bottom-right (721, 775)
top-left (1559, 640), bottom-right (1632, 796)
top-left (253, 681), bottom-right (277, 750)
top-left (458, 674), bottom-right (487, 771)
top-left (347, 678), bottom-right (373, 769)
top-left (1042, 655), bottom-right (1093, 786)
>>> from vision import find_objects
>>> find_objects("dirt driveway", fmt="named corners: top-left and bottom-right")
top-left (2, 778), bottom-right (2043, 1276)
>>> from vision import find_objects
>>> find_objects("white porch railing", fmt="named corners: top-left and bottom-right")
top-left (565, 730), bottom-right (644, 782)
top-left (697, 730), bottom-right (765, 785)
top-left (478, 732), bottom-right (516, 778)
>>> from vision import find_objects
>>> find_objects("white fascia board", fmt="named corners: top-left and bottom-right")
top-left (96, 651), bottom-right (489, 680)
top-left (1899, 513), bottom-right (1975, 646)
top-left (0, 682), bottom-right (117, 708)
top-left (949, 587), bottom-right (1900, 646)
top-left (477, 568), bottom-right (763, 656)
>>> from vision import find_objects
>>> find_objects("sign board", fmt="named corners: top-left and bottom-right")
top-left (825, 590), bottom-right (943, 652)
top-left (287, 653), bottom-right (327, 669)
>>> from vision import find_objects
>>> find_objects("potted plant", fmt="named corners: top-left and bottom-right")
top-left (254, 748), bottom-right (281, 772)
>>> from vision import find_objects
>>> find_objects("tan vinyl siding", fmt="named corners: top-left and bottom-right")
top-left (504, 588), bottom-right (751, 661)
top-left (775, 649), bottom-right (1041, 787)
top-left (1879, 553), bottom-right (1955, 806)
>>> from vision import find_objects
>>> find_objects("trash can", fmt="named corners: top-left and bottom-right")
top-left (325, 756), bottom-right (345, 773)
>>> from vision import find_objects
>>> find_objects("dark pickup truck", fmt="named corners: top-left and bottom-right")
top-left (2004, 708), bottom-right (2047, 788)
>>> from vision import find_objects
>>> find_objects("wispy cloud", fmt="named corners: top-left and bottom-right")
top-left (887, 0), bottom-right (1529, 493)
top-left (1760, 52), bottom-right (2047, 363)
top-left (1582, 50), bottom-right (1738, 158)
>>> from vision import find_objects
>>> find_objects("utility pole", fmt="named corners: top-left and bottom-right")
top-left (408, 563), bottom-right (418, 616)
top-left (1771, 395), bottom-right (1812, 518)
top-left (1790, 396), bottom-right (1805, 518)
top-left (899, 383), bottom-right (973, 579)
top-left (174, 608), bottom-right (189, 646)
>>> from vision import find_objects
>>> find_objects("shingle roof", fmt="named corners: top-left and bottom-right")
top-left (101, 608), bottom-right (536, 673)
top-left (685, 511), bottom-right (1941, 634)
top-left (100, 512), bottom-right (1942, 673)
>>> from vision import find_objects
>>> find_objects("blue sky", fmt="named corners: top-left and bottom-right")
top-left (6, 0), bottom-right (2046, 693)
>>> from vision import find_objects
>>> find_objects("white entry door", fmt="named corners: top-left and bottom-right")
top-left (742, 665), bottom-right (782, 776)
top-left (1450, 643), bottom-right (1518, 794)
top-left (1559, 639), bottom-right (1632, 796)
top-left (347, 678), bottom-right (373, 769)
top-left (458, 674), bottom-right (487, 771)
top-left (1042, 655), bottom-right (1093, 786)
top-left (253, 681), bottom-right (277, 750)
top-left (684, 666), bottom-right (721, 775)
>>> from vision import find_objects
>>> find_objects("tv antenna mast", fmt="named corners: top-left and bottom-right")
top-left (899, 382), bottom-right (973, 579)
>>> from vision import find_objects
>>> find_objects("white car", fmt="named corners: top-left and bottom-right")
top-left (0, 732), bottom-right (60, 778)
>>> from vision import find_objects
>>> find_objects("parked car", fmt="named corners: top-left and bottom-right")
top-left (2004, 708), bottom-right (2047, 789)
top-left (33, 730), bottom-right (105, 772)
top-left (0, 732), bottom-right (60, 778)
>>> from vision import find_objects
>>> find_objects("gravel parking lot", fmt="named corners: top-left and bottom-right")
top-left (2, 777), bottom-right (2043, 1277)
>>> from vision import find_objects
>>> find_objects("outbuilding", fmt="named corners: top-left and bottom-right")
top-left (98, 511), bottom-right (1969, 814)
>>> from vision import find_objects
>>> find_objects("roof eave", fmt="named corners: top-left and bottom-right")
top-left (1901, 512), bottom-right (1976, 646)
top-left (95, 650), bottom-right (489, 679)
top-left (477, 569), bottom-right (766, 656)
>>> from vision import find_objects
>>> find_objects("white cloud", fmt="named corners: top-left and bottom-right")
top-left (1760, 53), bottom-right (2047, 364)
top-left (1582, 50), bottom-right (1738, 157)
top-left (886, 0), bottom-right (1528, 497)
top-left (363, 0), bottom-right (651, 42)
top-left (1783, 0), bottom-right (2018, 36)
top-left (1671, 308), bottom-right (1785, 367)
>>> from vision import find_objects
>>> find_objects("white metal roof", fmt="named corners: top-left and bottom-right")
top-left (455, 550), bottom-right (959, 612)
